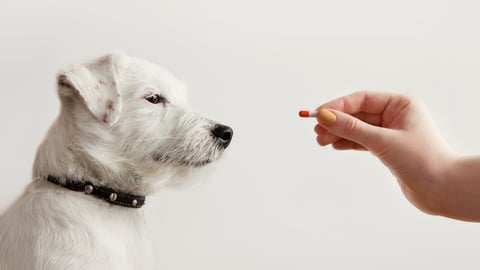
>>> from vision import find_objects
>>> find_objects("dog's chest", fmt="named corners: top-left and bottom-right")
top-left (86, 210), bottom-right (153, 269)
top-left (0, 186), bottom-right (153, 270)
top-left (53, 197), bottom-right (153, 269)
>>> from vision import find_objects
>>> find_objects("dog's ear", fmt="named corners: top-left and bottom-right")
top-left (57, 52), bottom-right (127, 125)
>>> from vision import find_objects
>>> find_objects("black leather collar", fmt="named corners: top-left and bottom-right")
top-left (46, 175), bottom-right (146, 208)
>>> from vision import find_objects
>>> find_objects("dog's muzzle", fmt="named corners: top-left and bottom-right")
top-left (211, 124), bottom-right (233, 148)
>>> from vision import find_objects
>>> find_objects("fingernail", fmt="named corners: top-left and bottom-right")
top-left (316, 109), bottom-right (337, 126)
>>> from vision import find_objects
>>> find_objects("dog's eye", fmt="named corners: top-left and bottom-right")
top-left (145, 94), bottom-right (167, 104)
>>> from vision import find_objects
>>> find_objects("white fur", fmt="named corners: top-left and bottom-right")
top-left (0, 52), bottom-right (232, 270)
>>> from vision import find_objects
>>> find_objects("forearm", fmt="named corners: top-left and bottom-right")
top-left (430, 155), bottom-right (480, 222)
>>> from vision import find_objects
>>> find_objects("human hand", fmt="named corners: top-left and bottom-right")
top-left (313, 91), bottom-right (456, 215)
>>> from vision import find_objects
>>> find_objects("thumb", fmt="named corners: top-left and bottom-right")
top-left (316, 109), bottom-right (389, 150)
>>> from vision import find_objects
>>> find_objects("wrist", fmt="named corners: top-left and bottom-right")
top-left (425, 150), bottom-right (462, 217)
top-left (399, 145), bottom-right (458, 216)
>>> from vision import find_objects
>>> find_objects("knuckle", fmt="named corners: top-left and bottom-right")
top-left (342, 116), bottom-right (360, 137)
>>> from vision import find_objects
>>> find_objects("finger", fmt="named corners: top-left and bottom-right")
top-left (316, 133), bottom-right (341, 146)
top-left (317, 91), bottom-right (410, 116)
top-left (314, 124), bottom-right (341, 145)
top-left (316, 108), bottom-right (391, 152)
top-left (332, 139), bottom-right (368, 151)
top-left (352, 112), bottom-right (383, 126)
top-left (317, 112), bottom-right (385, 143)
top-left (315, 124), bottom-right (343, 146)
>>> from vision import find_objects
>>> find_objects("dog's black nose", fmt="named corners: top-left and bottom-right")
top-left (212, 124), bottom-right (233, 148)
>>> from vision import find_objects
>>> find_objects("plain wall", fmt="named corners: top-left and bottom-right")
top-left (1, 0), bottom-right (480, 269)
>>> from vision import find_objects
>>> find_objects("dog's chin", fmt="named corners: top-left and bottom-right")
top-left (152, 149), bottom-right (224, 169)
top-left (163, 160), bottom-right (219, 189)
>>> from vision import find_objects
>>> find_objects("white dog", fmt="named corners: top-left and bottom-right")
top-left (0, 52), bottom-right (233, 270)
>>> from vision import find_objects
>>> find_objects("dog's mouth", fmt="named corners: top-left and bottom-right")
top-left (152, 153), bottom-right (213, 168)
top-left (186, 159), bottom-right (212, 168)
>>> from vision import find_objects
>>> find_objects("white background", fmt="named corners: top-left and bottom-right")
top-left (1, 0), bottom-right (480, 269)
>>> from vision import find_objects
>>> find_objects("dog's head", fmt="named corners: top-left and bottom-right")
top-left (52, 52), bottom-right (232, 190)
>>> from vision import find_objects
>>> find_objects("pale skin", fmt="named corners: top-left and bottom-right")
top-left (314, 91), bottom-right (480, 222)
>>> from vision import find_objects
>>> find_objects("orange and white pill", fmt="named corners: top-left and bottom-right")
top-left (298, 110), bottom-right (318, 118)
top-left (299, 109), bottom-right (337, 126)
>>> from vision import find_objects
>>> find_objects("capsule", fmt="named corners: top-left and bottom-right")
top-left (298, 110), bottom-right (317, 118)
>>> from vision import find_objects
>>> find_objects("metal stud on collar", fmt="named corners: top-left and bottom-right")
top-left (84, 185), bottom-right (94, 194)
top-left (109, 193), bottom-right (118, 202)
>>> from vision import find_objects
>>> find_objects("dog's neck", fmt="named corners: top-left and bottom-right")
top-left (32, 104), bottom-right (150, 195)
